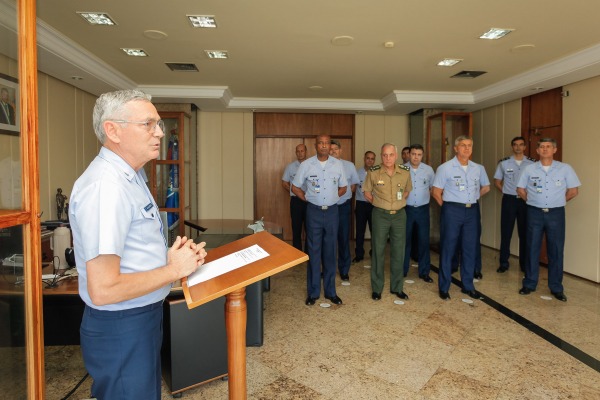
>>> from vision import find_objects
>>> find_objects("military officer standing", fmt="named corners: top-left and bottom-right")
top-left (432, 135), bottom-right (490, 300)
top-left (292, 134), bottom-right (347, 306)
top-left (354, 151), bottom-right (376, 262)
top-left (330, 140), bottom-right (360, 281)
top-left (403, 144), bottom-right (435, 282)
top-left (282, 143), bottom-right (308, 251)
top-left (494, 136), bottom-right (535, 273)
top-left (363, 143), bottom-right (412, 301)
top-left (517, 138), bottom-right (580, 302)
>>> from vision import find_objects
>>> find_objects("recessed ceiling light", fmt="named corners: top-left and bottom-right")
top-left (121, 48), bottom-right (148, 57)
top-left (188, 15), bottom-right (217, 28)
top-left (331, 36), bottom-right (354, 46)
top-left (479, 28), bottom-right (514, 40)
top-left (309, 86), bottom-right (323, 91)
top-left (511, 44), bottom-right (535, 53)
top-left (143, 30), bottom-right (168, 40)
top-left (205, 50), bottom-right (228, 59)
top-left (437, 58), bottom-right (463, 67)
top-left (77, 12), bottom-right (117, 26)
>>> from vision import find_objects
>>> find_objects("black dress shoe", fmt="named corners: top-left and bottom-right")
top-left (419, 274), bottom-right (434, 283)
top-left (305, 296), bottom-right (318, 306)
top-left (474, 272), bottom-right (483, 279)
top-left (352, 257), bottom-right (363, 263)
top-left (461, 289), bottom-right (481, 299)
top-left (519, 287), bottom-right (534, 295)
top-left (371, 292), bottom-right (381, 300)
top-left (551, 291), bottom-right (568, 302)
top-left (391, 291), bottom-right (409, 300)
top-left (340, 273), bottom-right (349, 281)
top-left (325, 295), bottom-right (343, 305)
top-left (496, 266), bottom-right (508, 273)
top-left (439, 291), bottom-right (450, 300)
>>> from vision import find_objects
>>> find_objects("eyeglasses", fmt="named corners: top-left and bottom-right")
top-left (110, 119), bottom-right (165, 133)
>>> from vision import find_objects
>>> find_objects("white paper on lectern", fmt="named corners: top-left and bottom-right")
top-left (186, 244), bottom-right (270, 287)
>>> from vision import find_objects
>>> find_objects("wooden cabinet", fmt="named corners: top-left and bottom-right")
top-left (144, 111), bottom-right (191, 244)
top-left (426, 112), bottom-right (472, 171)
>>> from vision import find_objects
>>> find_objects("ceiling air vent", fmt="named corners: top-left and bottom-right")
top-left (165, 63), bottom-right (199, 72)
top-left (451, 70), bottom-right (486, 79)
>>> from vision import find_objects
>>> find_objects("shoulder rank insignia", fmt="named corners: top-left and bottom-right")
top-left (498, 156), bottom-right (510, 163)
top-left (398, 164), bottom-right (410, 171)
top-left (526, 156), bottom-right (536, 162)
top-left (370, 165), bottom-right (381, 171)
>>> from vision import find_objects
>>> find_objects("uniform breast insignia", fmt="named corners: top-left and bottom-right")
top-left (398, 165), bottom-right (410, 171)
top-left (370, 165), bottom-right (381, 171)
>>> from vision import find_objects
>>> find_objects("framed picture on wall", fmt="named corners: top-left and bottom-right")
top-left (0, 73), bottom-right (20, 136)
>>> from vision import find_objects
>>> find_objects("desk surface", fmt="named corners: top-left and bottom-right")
top-left (0, 275), bottom-right (79, 296)
top-left (186, 219), bottom-right (283, 236)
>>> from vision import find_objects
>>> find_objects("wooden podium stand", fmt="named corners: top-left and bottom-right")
top-left (182, 231), bottom-right (308, 399)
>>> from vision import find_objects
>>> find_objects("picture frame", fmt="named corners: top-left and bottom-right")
top-left (0, 73), bottom-right (20, 136)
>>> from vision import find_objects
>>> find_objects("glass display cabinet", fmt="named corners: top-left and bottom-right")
top-left (426, 112), bottom-right (472, 171)
top-left (144, 111), bottom-right (190, 244)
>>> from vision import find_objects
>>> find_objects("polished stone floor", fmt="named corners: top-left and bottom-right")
top-left (45, 244), bottom-right (600, 399)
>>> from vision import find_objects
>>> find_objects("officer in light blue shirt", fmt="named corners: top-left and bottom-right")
top-left (516, 137), bottom-right (581, 301)
top-left (281, 144), bottom-right (308, 251)
top-left (354, 151), bottom-right (376, 262)
top-left (292, 134), bottom-right (347, 306)
top-left (493, 136), bottom-right (535, 273)
top-left (330, 140), bottom-right (360, 281)
top-left (432, 136), bottom-right (490, 300)
top-left (403, 144), bottom-right (435, 282)
top-left (69, 90), bottom-right (206, 399)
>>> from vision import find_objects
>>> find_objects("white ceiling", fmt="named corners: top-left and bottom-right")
top-left (4, 0), bottom-right (600, 114)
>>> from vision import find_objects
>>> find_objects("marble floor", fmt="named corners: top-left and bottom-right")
top-left (45, 244), bottom-right (600, 399)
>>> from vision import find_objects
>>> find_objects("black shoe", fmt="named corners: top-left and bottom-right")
top-left (391, 291), bottom-right (409, 300)
top-left (340, 273), bottom-right (349, 281)
top-left (352, 257), bottom-right (363, 263)
top-left (419, 274), bottom-right (434, 283)
top-left (474, 272), bottom-right (483, 279)
top-left (461, 289), bottom-right (481, 299)
top-left (551, 291), bottom-right (567, 302)
top-left (439, 291), bottom-right (450, 300)
top-left (369, 249), bottom-right (372, 256)
top-left (371, 292), bottom-right (381, 300)
top-left (403, 273), bottom-right (407, 278)
top-left (519, 287), bottom-right (534, 295)
top-left (496, 266), bottom-right (508, 273)
top-left (451, 268), bottom-right (458, 274)
top-left (325, 295), bottom-right (343, 305)
top-left (305, 296), bottom-right (318, 306)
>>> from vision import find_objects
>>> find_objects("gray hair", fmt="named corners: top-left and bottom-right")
top-left (537, 137), bottom-right (557, 148)
top-left (454, 135), bottom-right (472, 146)
top-left (92, 89), bottom-right (152, 143)
top-left (381, 143), bottom-right (398, 153)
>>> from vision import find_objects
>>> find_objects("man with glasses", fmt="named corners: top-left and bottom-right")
top-left (517, 138), bottom-right (580, 302)
top-left (69, 89), bottom-right (206, 399)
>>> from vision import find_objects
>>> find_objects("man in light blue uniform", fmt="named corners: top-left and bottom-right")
top-left (354, 151), bottom-right (376, 262)
top-left (69, 90), bottom-right (206, 399)
top-left (494, 136), bottom-right (535, 273)
top-left (282, 143), bottom-right (308, 251)
top-left (517, 138), bottom-right (580, 301)
top-left (330, 139), bottom-right (360, 281)
top-left (403, 144), bottom-right (435, 282)
top-left (432, 136), bottom-right (490, 300)
top-left (292, 134), bottom-right (347, 306)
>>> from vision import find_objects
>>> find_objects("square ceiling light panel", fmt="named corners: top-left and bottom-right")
top-left (121, 48), bottom-right (148, 57)
top-left (437, 58), bottom-right (462, 67)
top-left (188, 15), bottom-right (217, 28)
top-left (77, 12), bottom-right (117, 25)
top-left (479, 28), bottom-right (513, 40)
top-left (205, 50), bottom-right (229, 59)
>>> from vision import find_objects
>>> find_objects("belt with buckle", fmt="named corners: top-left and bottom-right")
top-left (541, 208), bottom-right (550, 213)
top-left (376, 207), bottom-right (399, 214)
top-left (445, 201), bottom-right (476, 208)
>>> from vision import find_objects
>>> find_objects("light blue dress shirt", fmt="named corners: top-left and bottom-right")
top-left (282, 160), bottom-right (301, 196)
top-left (292, 155), bottom-right (347, 207)
top-left (355, 167), bottom-right (369, 202)
top-left (405, 162), bottom-right (435, 207)
top-left (433, 157), bottom-right (490, 204)
top-left (337, 159), bottom-right (360, 205)
top-left (494, 156), bottom-right (535, 195)
top-left (517, 160), bottom-right (581, 208)
top-left (69, 147), bottom-right (170, 311)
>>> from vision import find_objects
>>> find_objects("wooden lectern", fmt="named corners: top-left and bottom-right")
top-left (182, 231), bottom-right (308, 399)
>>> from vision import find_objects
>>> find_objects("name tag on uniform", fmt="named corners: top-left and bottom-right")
top-left (397, 190), bottom-right (403, 200)
top-left (141, 203), bottom-right (155, 219)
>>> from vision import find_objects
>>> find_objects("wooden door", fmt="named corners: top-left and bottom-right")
top-left (522, 87), bottom-right (563, 264)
